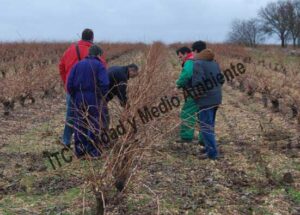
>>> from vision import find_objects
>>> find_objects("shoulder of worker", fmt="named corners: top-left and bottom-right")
top-left (108, 66), bottom-right (128, 79)
top-left (183, 59), bottom-right (194, 66)
top-left (107, 66), bottom-right (126, 73)
top-left (77, 40), bottom-right (93, 47)
top-left (182, 59), bottom-right (194, 71)
top-left (78, 56), bottom-right (105, 68)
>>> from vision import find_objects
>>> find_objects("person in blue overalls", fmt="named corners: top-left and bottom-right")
top-left (67, 45), bottom-right (109, 158)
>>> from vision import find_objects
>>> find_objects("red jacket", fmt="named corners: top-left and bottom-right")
top-left (59, 40), bottom-right (107, 90)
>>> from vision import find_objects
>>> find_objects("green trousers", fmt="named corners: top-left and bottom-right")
top-left (180, 97), bottom-right (203, 141)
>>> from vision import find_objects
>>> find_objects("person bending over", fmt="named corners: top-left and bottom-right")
top-left (107, 64), bottom-right (139, 107)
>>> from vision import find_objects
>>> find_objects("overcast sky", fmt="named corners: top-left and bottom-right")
top-left (0, 0), bottom-right (273, 43)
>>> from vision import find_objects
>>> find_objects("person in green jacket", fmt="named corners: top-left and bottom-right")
top-left (175, 47), bottom-right (203, 144)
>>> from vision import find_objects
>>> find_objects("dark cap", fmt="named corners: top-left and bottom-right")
top-left (89, 45), bottom-right (103, 56)
top-left (192, 41), bottom-right (207, 53)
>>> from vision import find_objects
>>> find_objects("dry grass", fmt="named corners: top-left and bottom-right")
top-left (0, 42), bottom-right (299, 214)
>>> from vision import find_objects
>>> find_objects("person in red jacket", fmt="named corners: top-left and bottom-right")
top-left (59, 28), bottom-right (106, 147)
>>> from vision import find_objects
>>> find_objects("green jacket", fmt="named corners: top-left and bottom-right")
top-left (176, 60), bottom-right (193, 89)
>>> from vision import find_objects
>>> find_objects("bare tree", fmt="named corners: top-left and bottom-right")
top-left (259, 1), bottom-right (291, 47)
top-left (285, 0), bottom-right (300, 47)
top-left (227, 18), bottom-right (264, 47)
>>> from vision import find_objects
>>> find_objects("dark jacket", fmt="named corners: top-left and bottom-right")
top-left (107, 66), bottom-right (130, 106)
top-left (191, 49), bottom-right (223, 109)
top-left (67, 56), bottom-right (109, 105)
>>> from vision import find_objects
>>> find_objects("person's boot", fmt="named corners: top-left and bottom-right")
top-left (198, 134), bottom-right (204, 146)
top-left (199, 153), bottom-right (218, 160)
top-left (115, 176), bottom-right (127, 192)
top-left (175, 138), bottom-right (193, 143)
top-left (115, 180), bottom-right (125, 192)
top-left (198, 153), bottom-right (209, 160)
top-left (198, 140), bottom-right (205, 146)
top-left (200, 148), bottom-right (207, 154)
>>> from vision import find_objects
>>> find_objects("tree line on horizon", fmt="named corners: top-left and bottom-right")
top-left (227, 0), bottom-right (300, 48)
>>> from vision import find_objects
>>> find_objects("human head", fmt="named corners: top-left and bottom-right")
top-left (192, 41), bottom-right (207, 53)
top-left (127, 64), bottom-right (139, 78)
top-left (88, 45), bottom-right (103, 57)
top-left (176, 46), bottom-right (191, 63)
top-left (82, 28), bottom-right (94, 42)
